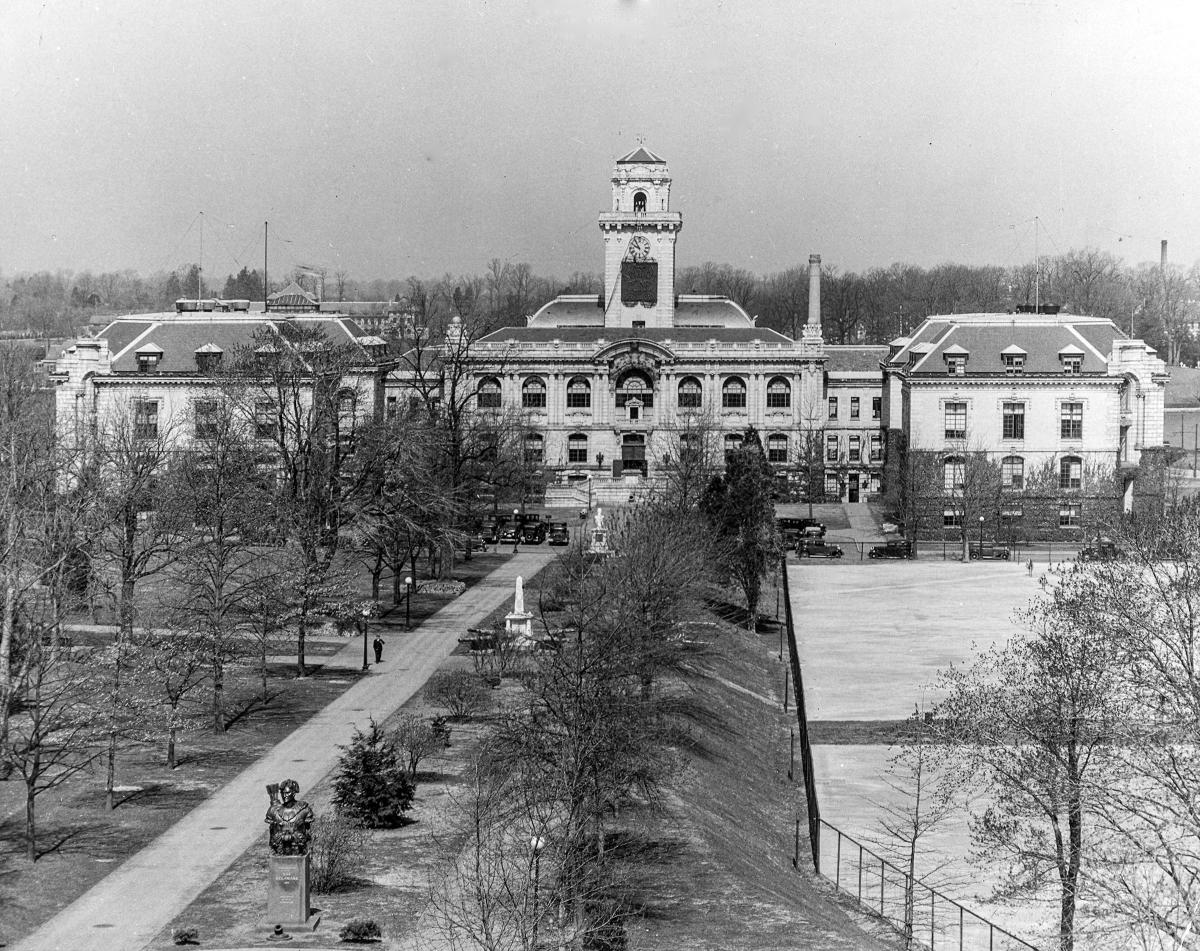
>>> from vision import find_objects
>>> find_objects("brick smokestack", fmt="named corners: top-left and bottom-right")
top-left (1161, 239), bottom-right (1168, 269)
top-left (807, 253), bottom-right (821, 329)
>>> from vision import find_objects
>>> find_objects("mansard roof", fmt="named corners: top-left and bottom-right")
top-left (478, 325), bottom-right (794, 346)
top-left (894, 313), bottom-right (1125, 376)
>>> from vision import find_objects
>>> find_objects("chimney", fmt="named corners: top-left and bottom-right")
top-left (1161, 239), bottom-right (1168, 270)
top-left (807, 254), bottom-right (821, 329)
top-left (315, 273), bottom-right (325, 303)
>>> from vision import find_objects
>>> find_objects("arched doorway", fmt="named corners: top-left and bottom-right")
top-left (620, 433), bottom-right (647, 477)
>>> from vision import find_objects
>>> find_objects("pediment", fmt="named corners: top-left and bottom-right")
top-left (591, 337), bottom-right (676, 367)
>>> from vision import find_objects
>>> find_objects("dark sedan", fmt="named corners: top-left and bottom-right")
top-left (1079, 540), bottom-right (1123, 562)
top-left (798, 539), bottom-right (844, 559)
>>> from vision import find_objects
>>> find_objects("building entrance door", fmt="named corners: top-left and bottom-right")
top-left (621, 433), bottom-right (647, 476)
top-left (847, 473), bottom-right (860, 503)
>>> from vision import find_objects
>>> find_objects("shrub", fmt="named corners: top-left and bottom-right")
top-left (332, 718), bottom-right (415, 828)
top-left (172, 927), bottom-right (199, 945)
top-left (339, 918), bottom-right (382, 943)
top-left (391, 712), bottom-right (447, 778)
top-left (426, 669), bottom-right (490, 719)
top-left (309, 814), bottom-right (368, 893)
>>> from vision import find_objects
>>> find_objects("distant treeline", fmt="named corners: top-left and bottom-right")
top-left (4, 248), bottom-right (1198, 363)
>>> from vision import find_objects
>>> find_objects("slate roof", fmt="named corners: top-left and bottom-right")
top-left (616, 146), bottom-right (666, 165)
top-left (825, 346), bottom-right (890, 372)
top-left (893, 314), bottom-right (1124, 376)
top-left (479, 326), bottom-right (794, 346)
top-left (89, 315), bottom-right (375, 373)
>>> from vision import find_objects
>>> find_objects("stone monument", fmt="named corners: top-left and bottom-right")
top-left (505, 575), bottom-right (534, 646)
top-left (264, 778), bottom-right (320, 931)
top-left (588, 506), bottom-right (611, 556)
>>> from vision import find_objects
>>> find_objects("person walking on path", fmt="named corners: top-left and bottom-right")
top-left (373, 634), bottom-right (385, 663)
top-left (1026, 558), bottom-right (1034, 577)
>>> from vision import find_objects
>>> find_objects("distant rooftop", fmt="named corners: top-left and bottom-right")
top-left (615, 146), bottom-right (666, 165)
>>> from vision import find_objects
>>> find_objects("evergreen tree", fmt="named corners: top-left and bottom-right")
top-left (332, 718), bottom-right (415, 828)
top-left (700, 427), bottom-right (781, 631)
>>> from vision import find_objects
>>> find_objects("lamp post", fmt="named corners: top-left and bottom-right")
top-left (404, 575), bottom-right (413, 630)
top-left (512, 507), bottom-right (520, 554)
top-left (359, 605), bottom-right (371, 672)
top-left (978, 515), bottom-right (985, 555)
top-left (530, 834), bottom-right (545, 950)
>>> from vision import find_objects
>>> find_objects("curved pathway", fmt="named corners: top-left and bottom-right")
top-left (13, 551), bottom-right (554, 951)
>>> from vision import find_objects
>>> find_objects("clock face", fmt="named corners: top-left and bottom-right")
top-left (626, 235), bottom-right (652, 263)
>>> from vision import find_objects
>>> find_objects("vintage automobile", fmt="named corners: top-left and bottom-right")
top-left (969, 543), bottom-right (1011, 561)
top-left (1078, 539), bottom-right (1123, 562)
top-left (777, 516), bottom-right (826, 543)
top-left (520, 520), bottom-right (547, 544)
top-left (797, 539), bottom-right (844, 559)
top-left (498, 524), bottom-right (521, 546)
top-left (547, 522), bottom-right (570, 546)
top-left (868, 539), bottom-right (914, 559)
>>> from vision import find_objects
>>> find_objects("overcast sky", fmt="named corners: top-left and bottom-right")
top-left (3, 0), bottom-right (1197, 282)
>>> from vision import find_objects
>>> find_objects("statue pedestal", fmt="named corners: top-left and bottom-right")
top-left (265, 854), bottom-right (320, 931)
top-left (505, 611), bottom-right (534, 647)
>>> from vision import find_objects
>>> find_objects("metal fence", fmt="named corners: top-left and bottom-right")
top-left (779, 556), bottom-right (1042, 951)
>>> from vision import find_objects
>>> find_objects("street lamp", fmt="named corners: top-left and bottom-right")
top-left (359, 605), bottom-right (371, 672)
top-left (404, 575), bottom-right (413, 630)
top-left (512, 508), bottom-right (520, 554)
top-left (978, 515), bottom-right (985, 555)
top-left (530, 834), bottom-right (545, 950)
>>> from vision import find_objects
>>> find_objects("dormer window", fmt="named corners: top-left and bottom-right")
top-left (194, 344), bottom-right (223, 373)
top-left (943, 345), bottom-right (969, 376)
top-left (1001, 346), bottom-right (1027, 376)
top-left (135, 343), bottom-right (163, 373)
top-left (1059, 345), bottom-right (1084, 375)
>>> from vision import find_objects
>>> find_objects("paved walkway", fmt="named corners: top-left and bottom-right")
top-left (13, 552), bottom-right (554, 951)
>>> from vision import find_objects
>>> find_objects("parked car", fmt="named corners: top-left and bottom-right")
top-left (483, 519), bottom-right (509, 544)
top-left (1079, 539), bottom-right (1123, 562)
top-left (777, 516), bottom-right (826, 540)
top-left (459, 533), bottom-right (488, 553)
top-left (499, 525), bottom-right (521, 546)
top-left (521, 521), bottom-right (547, 544)
top-left (969, 543), bottom-right (1011, 561)
top-left (798, 539), bottom-right (844, 559)
top-left (868, 540), bottom-right (914, 559)
top-left (548, 522), bottom-right (570, 546)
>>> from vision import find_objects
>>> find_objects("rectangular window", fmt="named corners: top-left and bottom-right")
top-left (1062, 355), bottom-right (1082, 375)
top-left (850, 397), bottom-right (860, 419)
top-left (255, 400), bottom-right (276, 439)
top-left (1003, 353), bottom-right (1025, 375)
top-left (1001, 457), bottom-right (1024, 489)
top-left (1059, 503), bottom-right (1082, 527)
top-left (632, 320), bottom-right (646, 329)
top-left (946, 356), bottom-right (965, 375)
top-left (1060, 457), bottom-right (1082, 490)
top-left (870, 433), bottom-right (883, 461)
top-left (825, 434), bottom-right (838, 462)
top-left (872, 397), bottom-right (881, 419)
top-left (828, 396), bottom-right (838, 419)
top-left (568, 442), bottom-right (588, 463)
top-left (385, 396), bottom-right (399, 419)
top-left (944, 459), bottom-right (964, 492)
top-left (134, 400), bottom-right (159, 440)
top-left (194, 400), bottom-right (218, 439)
top-left (848, 434), bottom-right (861, 462)
top-left (137, 353), bottom-right (159, 373)
top-left (943, 509), bottom-right (962, 528)
top-left (825, 474), bottom-right (839, 497)
top-left (944, 402), bottom-right (967, 440)
top-left (1001, 506), bottom-right (1023, 522)
top-left (1002, 403), bottom-right (1025, 440)
top-left (1061, 402), bottom-right (1083, 439)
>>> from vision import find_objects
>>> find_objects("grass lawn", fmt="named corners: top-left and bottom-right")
top-left (0, 550), bottom-right (514, 948)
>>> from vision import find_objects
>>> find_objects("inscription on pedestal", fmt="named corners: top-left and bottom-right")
top-left (267, 854), bottom-right (311, 925)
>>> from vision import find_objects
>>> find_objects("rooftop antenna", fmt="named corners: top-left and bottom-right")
top-left (1033, 215), bottom-right (1040, 314)
top-left (264, 221), bottom-right (269, 311)
top-left (198, 211), bottom-right (204, 300)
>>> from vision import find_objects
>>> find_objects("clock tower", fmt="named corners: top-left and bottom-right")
top-left (598, 146), bottom-right (682, 329)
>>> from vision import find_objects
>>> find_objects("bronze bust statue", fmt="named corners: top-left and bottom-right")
top-left (265, 779), bottom-right (315, 855)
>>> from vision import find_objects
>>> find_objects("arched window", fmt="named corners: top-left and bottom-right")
top-left (616, 371), bottom-right (654, 408)
top-left (679, 431), bottom-right (700, 461)
top-left (568, 432), bottom-right (588, 464)
top-left (943, 455), bottom-right (965, 492)
top-left (522, 376), bottom-right (547, 409)
top-left (722, 377), bottom-right (747, 409)
top-left (767, 433), bottom-right (788, 463)
top-left (477, 376), bottom-right (502, 409)
top-left (1001, 456), bottom-right (1025, 489)
top-left (633, 191), bottom-right (647, 213)
top-left (524, 432), bottom-right (544, 465)
top-left (566, 376), bottom-right (591, 409)
top-left (678, 376), bottom-right (702, 409)
top-left (724, 432), bottom-right (743, 462)
top-left (1060, 455), bottom-right (1082, 490)
top-left (766, 376), bottom-right (791, 409)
